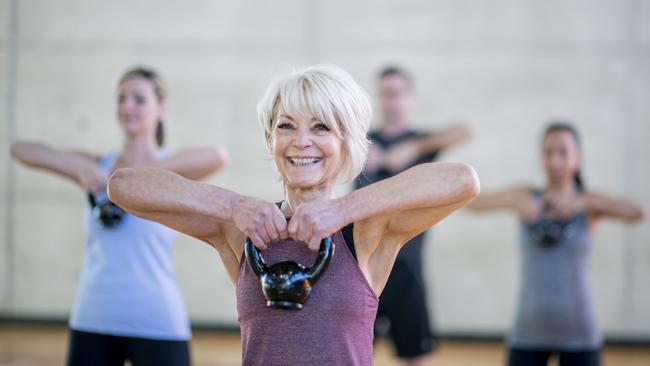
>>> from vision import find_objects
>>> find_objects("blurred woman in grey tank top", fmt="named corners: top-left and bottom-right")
top-left (466, 122), bottom-right (644, 366)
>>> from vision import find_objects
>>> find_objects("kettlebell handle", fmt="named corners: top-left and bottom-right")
top-left (307, 236), bottom-right (334, 282)
top-left (244, 236), bottom-right (334, 282)
top-left (87, 192), bottom-right (98, 207)
top-left (244, 238), bottom-right (269, 278)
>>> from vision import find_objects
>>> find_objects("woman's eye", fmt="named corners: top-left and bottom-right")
top-left (135, 95), bottom-right (146, 105)
top-left (314, 123), bottom-right (330, 132)
top-left (277, 122), bottom-right (294, 130)
top-left (117, 95), bottom-right (126, 104)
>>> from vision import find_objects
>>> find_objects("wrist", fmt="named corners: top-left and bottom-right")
top-left (336, 195), bottom-right (352, 226)
top-left (581, 194), bottom-right (595, 213)
top-left (337, 190), bottom-right (366, 225)
top-left (228, 194), bottom-right (246, 222)
top-left (77, 163), bottom-right (94, 187)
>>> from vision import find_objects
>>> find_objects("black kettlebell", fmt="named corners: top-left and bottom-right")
top-left (528, 201), bottom-right (576, 248)
top-left (88, 190), bottom-right (125, 229)
top-left (528, 218), bottom-right (571, 247)
top-left (245, 236), bottom-right (335, 310)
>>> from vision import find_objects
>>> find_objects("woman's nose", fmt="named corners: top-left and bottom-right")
top-left (293, 128), bottom-right (313, 149)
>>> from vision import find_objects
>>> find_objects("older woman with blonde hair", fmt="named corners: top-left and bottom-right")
top-left (108, 64), bottom-right (479, 365)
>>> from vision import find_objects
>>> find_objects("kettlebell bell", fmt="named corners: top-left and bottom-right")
top-left (529, 218), bottom-right (571, 247)
top-left (88, 190), bottom-right (126, 228)
top-left (528, 200), bottom-right (577, 248)
top-left (245, 236), bottom-right (335, 310)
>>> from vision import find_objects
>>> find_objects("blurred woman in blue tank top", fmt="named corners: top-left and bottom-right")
top-left (11, 67), bottom-right (229, 366)
top-left (466, 122), bottom-right (644, 366)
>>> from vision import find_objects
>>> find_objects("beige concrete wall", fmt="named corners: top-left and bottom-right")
top-left (1, 0), bottom-right (13, 311)
top-left (2, 0), bottom-right (649, 338)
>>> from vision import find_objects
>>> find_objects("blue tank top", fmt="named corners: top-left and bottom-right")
top-left (69, 152), bottom-right (191, 340)
top-left (508, 190), bottom-right (602, 350)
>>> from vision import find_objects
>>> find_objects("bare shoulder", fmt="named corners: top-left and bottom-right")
top-left (351, 215), bottom-right (389, 253)
top-left (203, 224), bottom-right (248, 284)
top-left (348, 217), bottom-right (400, 296)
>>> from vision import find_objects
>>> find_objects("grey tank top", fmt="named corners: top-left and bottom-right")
top-left (236, 229), bottom-right (379, 365)
top-left (509, 190), bottom-right (602, 350)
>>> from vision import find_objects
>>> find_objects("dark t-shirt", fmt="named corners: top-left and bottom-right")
top-left (354, 129), bottom-right (440, 264)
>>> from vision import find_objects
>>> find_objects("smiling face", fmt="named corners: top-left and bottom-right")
top-left (258, 65), bottom-right (372, 185)
top-left (116, 76), bottom-right (164, 140)
top-left (270, 110), bottom-right (345, 190)
top-left (542, 129), bottom-right (581, 185)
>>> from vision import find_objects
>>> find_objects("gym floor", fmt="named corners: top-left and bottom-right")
top-left (1, 323), bottom-right (649, 366)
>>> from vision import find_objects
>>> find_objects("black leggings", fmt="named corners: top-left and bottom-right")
top-left (508, 347), bottom-right (600, 366)
top-left (67, 329), bottom-right (190, 366)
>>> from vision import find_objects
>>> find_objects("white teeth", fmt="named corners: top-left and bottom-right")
top-left (289, 157), bottom-right (322, 166)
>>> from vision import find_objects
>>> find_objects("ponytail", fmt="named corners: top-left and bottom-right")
top-left (574, 169), bottom-right (584, 192)
top-left (156, 120), bottom-right (164, 147)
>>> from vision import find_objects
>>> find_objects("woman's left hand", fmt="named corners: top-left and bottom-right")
top-left (288, 198), bottom-right (348, 251)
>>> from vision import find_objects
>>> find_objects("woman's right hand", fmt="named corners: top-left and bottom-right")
top-left (231, 196), bottom-right (288, 250)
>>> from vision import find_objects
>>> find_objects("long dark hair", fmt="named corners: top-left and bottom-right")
top-left (118, 67), bottom-right (167, 147)
top-left (543, 121), bottom-right (584, 192)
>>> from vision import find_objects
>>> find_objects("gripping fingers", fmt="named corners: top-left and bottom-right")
top-left (308, 235), bottom-right (321, 251)
top-left (249, 232), bottom-right (267, 250)
top-left (264, 215), bottom-right (279, 243)
top-left (288, 215), bottom-right (298, 237)
top-left (272, 209), bottom-right (288, 240)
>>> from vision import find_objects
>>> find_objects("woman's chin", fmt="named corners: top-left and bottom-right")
top-left (283, 175), bottom-right (330, 191)
top-left (286, 179), bottom-right (319, 190)
top-left (119, 122), bottom-right (142, 135)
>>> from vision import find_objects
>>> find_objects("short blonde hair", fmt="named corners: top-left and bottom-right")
top-left (257, 65), bottom-right (372, 183)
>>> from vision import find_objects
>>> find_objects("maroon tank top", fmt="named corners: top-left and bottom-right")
top-left (236, 229), bottom-right (379, 365)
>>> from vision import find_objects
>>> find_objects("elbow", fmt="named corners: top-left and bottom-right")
top-left (107, 168), bottom-right (135, 205)
top-left (459, 123), bottom-right (475, 142)
top-left (9, 143), bottom-right (19, 159)
top-left (203, 146), bottom-right (230, 174)
top-left (10, 141), bottom-right (44, 165)
top-left (457, 163), bottom-right (480, 202)
top-left (630, 204), bottom-right (645, 223)
top-left (214, 146), bottom-right (230, 170)
top-left (10, 142), bottom-right (26, 162)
